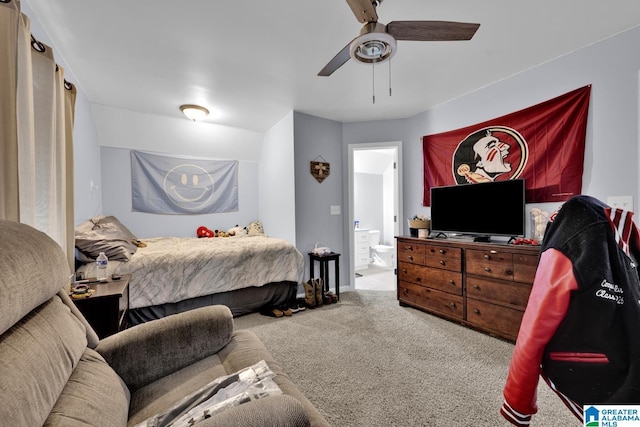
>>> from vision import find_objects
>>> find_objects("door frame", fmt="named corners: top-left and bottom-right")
top-left (347, 141), bottom-right (403, 289)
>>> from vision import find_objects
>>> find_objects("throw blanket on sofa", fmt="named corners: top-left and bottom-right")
top-left (78, 236), bottom-right (304, 309)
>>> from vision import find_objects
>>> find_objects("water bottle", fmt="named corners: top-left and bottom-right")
top-left (96, 252), bottom-right (108, 282)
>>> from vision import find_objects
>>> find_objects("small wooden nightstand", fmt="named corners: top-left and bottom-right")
top-left (72, 274), bottom-right (130, 339)
top-left (308, 252), bottom-right (341, 300)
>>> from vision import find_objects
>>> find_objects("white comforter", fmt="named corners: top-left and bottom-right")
top-left (78, 235), bottom-right (304, 309)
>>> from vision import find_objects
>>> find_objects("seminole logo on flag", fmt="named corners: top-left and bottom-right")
top-left (452, 126), bottom-right (528, 184)
top-left (422, 85), bottom-right (591, 205)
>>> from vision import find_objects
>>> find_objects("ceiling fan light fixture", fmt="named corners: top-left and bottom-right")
top-left (180, 104), bottom-right (209, 121)
top-left (349, 30), bottom-right (396, 64)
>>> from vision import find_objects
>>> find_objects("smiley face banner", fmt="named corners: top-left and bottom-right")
top-left (422, 85), bottom-right (591, 205)
top-left (131, 151), bottom-right (238, 214)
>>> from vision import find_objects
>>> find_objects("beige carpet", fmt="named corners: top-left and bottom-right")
top-left (233, 290), bottom-right (580, 426)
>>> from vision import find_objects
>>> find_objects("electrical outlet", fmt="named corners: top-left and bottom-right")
top-left (607, 195), bottom-right (633, 211)
top-left (330, 205), bottom-right (341, 215)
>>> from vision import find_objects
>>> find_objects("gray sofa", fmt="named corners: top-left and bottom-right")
top-left (0, 219), bottom-right (330, 426)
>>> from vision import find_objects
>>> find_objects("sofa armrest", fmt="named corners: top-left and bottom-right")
top-left (96, 305), bottom-right (233, 391)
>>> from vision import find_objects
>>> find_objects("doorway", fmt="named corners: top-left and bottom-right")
top-left (348, 142), bottom-right (402, 291)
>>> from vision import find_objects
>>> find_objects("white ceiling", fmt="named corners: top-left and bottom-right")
top-left (25, 0), bottom-right (640, 133)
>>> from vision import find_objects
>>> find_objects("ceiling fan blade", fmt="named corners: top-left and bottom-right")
top-left (386, 21), bottom-right (480, 41)
top-left (346, 0), bottom-right (378, 23)
top-left (318, 42), bottom-right (352, 77)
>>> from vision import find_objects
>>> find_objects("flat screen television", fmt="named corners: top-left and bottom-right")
top-left (430, 179), bottom-right (526, 240)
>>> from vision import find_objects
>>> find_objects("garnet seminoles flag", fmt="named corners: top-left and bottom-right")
top-left (131, 151), bottom-right (239, 214)
top-left (422, 85), bottom-right (591, 205)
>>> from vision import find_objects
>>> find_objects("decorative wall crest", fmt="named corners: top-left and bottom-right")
top-left (310, 156), bottom-right (330, 183)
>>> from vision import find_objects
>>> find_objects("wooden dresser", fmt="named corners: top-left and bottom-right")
top-left (396, 236), bottom-right (540, 342)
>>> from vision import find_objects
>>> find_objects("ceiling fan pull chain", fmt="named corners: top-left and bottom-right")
top-left (388, 57), bottom-right (392, 97)
top-left (372, 61), bottom-right (376, 104)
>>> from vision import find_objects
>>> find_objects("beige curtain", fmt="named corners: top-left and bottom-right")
top-left (1, 0), bottom-right (76, 268)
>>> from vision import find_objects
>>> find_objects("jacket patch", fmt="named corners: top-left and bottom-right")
top-left (596, 278), bottom-right (624, 305)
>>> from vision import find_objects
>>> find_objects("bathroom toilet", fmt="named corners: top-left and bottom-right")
top-left (369, 230), bottom-right (395, 267)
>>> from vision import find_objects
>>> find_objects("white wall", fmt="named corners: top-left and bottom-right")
top-left (259, 112), bottom-right (296, 242)
top-left (92, 104), bottom-right (263, 161)
top-left (354, 173), bottom-right (383, 232)
top-left (93, 105), bottom-right (264, 237)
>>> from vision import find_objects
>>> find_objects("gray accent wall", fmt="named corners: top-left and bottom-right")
top-left (294, 112), bottom-right (344, 284)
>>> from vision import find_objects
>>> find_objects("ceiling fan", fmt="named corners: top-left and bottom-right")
top-left (318, 0), bottom-right (480, 77)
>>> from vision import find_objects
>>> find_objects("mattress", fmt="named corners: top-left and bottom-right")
top-left (78, 235), bottom-right (304, 310)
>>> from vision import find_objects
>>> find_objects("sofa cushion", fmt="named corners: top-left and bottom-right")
top-left (0, 220), bottom-right (70, 335)
top-left (217, 330), bottom-right (329, 427)
top-left (127, 353), bottom-right (228, 426)
top-left (200, 395), bottom-right (311, 427)
top-left (0, 296), bottom-right (87, 426)
top-left (44, 348), bottom-right (130, 426)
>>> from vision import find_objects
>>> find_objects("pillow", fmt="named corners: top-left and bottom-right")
top-left (247, 220), bottom-right (264, 236)
top-left (75, 216), bottom-right (138, 262)
top-left (93, 216), bottom-right (138, 243)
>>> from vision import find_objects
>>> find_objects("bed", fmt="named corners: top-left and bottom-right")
top-left (75, 216), bottom-right (304, 325)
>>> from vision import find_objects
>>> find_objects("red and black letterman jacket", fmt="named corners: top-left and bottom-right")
top-left (501, 195), bottom-right (640, 426)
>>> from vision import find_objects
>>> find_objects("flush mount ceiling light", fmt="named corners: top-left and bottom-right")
top-left (180, 104), bottom-right (209, 122)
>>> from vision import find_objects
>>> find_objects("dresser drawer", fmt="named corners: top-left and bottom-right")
top-left (466, 298), bottom-right (525, 341)
top-left (466, 249), bottom-right (514, 280)
top-left (355, 254), bottom-right (370, 265)
top-left (356, 242), bottom-right (370, 254)
top-left (513, 252), bottom-right (539, 283)
top-left (423, 245), bottom-right (462, 272)
top-left (397, 242), bottom-right (425, 265)
top-left (356, 231), bottom-right (370, 243)
top-left (466, 276), bottom-right (532, 310)
top-left (398, 262), bottom-right (462, 295)
top-left (399, 281), bottom-right (464, 321)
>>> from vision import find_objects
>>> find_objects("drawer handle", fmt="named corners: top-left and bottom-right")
top-left (449, 280), bottom-right (455, 285)
top-left (474, 308), bottom-right (480, 314)
top-left (406, 246), bottom-right (413, 251)
top-left (430, 249), bottom-right (435, 253)
top-left (450, 303), bottom-right (456, 308)
top-left (490, 250), bottom-right (498, 254)
top-left (416, 277), bottom-right (422, 282)
top-left (403, 288), bottom-right (408, 295)
top-left (402, 269), bottom-right (407, 274)
top-left (408, 255), bottom-right (414, 261)
top-left (484, 267), bottom-right (491, 272)
top-left (506, 270), bottom-right (514, 276)
top-left (439, 249), bottom-right (446, 254)
top-left (473, 285), bottom-right (480, 290)
top-left (439, 260), bottom-right (446, 266)
top-left (484, 254), bottom-right (491, 260)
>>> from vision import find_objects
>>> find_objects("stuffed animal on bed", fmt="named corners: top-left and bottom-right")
top-left (227, 225), bottom-right (248, 236)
